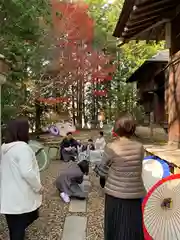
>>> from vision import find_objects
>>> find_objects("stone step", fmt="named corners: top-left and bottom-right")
top-left (62, 216), bottom-right (87, 240)
top-left (69, 179), bottom-right (90, 213)
top-left (69, 199), bottom-right (86, 213)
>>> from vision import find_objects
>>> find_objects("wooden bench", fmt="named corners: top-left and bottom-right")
top-left (144, 144), bottom-right (180, 174)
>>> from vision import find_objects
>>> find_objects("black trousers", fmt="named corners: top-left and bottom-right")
top-left (104, 194), bottom-right (144, 240)
top-left (100, 177), bottom-right (106, 188)
top-left (5, 209), bottom-right (39, 240)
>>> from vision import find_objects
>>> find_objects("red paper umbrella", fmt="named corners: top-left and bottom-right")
top-left (92, 67), bottom-right (115, 76)
top-left (38, 97), bottom-right (70, 104)
top-left (142, 174), bottom-right (180, 240)
top-left (92, 75), bottom-right (113, 82)
top-left (104, 66), bottom-right (116, 73)
top-left (105, 75), bottom-right (113, 81)
top-left (93, 90), bottom-right (107, 96)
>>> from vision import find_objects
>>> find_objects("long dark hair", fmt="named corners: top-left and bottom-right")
top-left (5, 119), bottom-right (29, 144)
top-left (78, 160), bottom-right (89, 175)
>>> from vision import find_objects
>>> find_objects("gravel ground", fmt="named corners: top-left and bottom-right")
top-left (86, 171), bottom-right (104, 240)
top-left (0, 129), bottom-right (163, 240)
top-left (0, 161), bottom-right (105, 240)
top-left (0, 161), bottom-right (68, 240)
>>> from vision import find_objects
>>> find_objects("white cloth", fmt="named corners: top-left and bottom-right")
top-left (95, 137), bottom-right (106, 150)
top-left (89, 150), bottom-right (104, 163)
top-left (0, 141), bottom-right (42, 214)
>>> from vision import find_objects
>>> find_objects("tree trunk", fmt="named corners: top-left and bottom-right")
top-left (107, 81), bottom-right (112, 120)
top-left (82, 78), bottom-right (87, 127)
top-left (35, 99), bottom-right (41, 132)
top-left (76, 77), bottom-right (81, 128)
top-left (72, 85), bottom-right (76, 125)
top-left (78, 76), bottom-right (83, 128)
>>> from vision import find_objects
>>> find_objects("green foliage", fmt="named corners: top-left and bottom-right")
top-left (0, 0), bottom-right (51, 59)
top-left (0, 0), bottom-right (51, 122)
top-left (1, 0), bottom-right (166, 126)
top-left (121, 41), bottom-right (165, 77)
top-left (85, 0), bottom-right (121, 52)
top-left (85, 0), bottom-right (165, 120)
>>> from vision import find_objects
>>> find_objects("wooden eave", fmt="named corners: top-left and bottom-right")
top-left (113, 0), bottom-right (136, 38)
top-left (113, 0), bottom-right (180, 41)
top-left (127, 50), bottom-right (169, 83)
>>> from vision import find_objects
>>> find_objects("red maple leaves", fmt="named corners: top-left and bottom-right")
top-left (40, 0), bottom-right (116, 102)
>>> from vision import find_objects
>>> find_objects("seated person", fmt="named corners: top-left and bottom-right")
top-left (60, 132), bottom-right (79, 162)
top-left (55, 160), bottom-right (89, 203)
top-left (77, 140), bottom-right (83, 152)
top-left (82, 139), bottom-right (95, 151)
top-left (95, 131), bottom-right (106, 150)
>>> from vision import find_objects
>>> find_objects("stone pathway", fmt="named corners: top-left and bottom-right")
top-left (62, 176), bottom-right (91, 240)
top-left (62, 216), bottom-right (87, 240)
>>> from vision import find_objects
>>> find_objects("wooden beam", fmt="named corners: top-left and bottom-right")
top-left (136, 0), bottom-right (163, 8)
top-left (126, 8), bottom-right (175, 32)
top-left (127, 15), bottom-right (160, 29)
top-left (135, 0), bottom-right (177, 14)
top-left (129, 4), bottom-right (176, 22)
top-left (113, 0), bottom-right (135, 37)
top-left (123, 19), bottom-right (169, 40)
top-left (123, 19), bottom-right (161, 37)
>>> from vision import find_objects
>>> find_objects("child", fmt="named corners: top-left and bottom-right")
top-left (82, 139), bottom-right (95, 151)
top-left (55, 160), bottom-right (89, 203)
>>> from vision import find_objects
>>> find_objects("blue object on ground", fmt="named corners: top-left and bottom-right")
top-left (144, 155), bottom-right (170, 178)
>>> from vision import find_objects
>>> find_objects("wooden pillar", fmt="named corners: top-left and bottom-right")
top-left (166, 15), bottom-right (180, 145)
top-left (168, 51), bottom-right (180, 145)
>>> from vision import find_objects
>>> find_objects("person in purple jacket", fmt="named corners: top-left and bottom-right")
top-left (60, 132), bottom-right (79, 162)
top-left (55, 160), bottom-right (89, 203)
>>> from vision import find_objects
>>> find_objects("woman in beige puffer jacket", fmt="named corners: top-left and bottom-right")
top-left (99, 113), bottom-right (146, 240)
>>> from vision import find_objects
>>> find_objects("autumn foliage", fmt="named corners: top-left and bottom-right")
top-left (40, 0), bottom-right (115, 102)
top-left (51, 0), bottom-right (94, 43)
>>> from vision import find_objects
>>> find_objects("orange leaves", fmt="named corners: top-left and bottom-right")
top-left (93, 90), bottom-right (108, 96)
top-left (46, 0), bottom-right (116, 99)
top-left (51, 1), bottom-right (94, 43)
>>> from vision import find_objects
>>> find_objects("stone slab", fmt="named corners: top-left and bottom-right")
top-left (69, 199), bottom-right (86, 213)
top-left (62, 216), bottom-right (87, 240)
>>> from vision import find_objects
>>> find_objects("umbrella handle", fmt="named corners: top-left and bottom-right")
top-left (35, 148), bottom-right (44, 156)
top-left (161, 198), bottom-right (172, 210)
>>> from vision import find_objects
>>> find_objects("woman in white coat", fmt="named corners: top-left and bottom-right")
top-left (95, 131), bottom-right (106, 150)
top-left (0, 119), bottom-right (43, 240)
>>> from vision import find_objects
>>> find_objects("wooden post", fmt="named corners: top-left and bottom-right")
top-left (167, 51), bottom-right (180, 146)
top-left (165, 22), bottom-right (171, 49)
top-left (166, 17), bottom-right (180, 146)
top-left (150, 111), bottom-right (154, 138)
